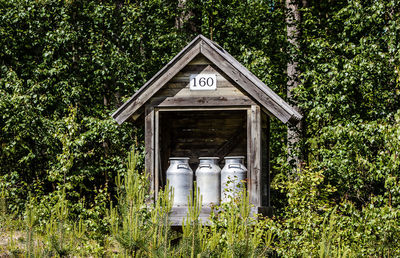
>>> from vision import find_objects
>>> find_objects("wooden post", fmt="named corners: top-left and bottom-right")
top-left (247, 105), bottom-right (262, 207)
top-left (261, 113), bottom-right (270, 207)
top-left (159, 112), bottom-right (171, 187)
top-left (154, 109), bottom-right (160, 199)
top-left (145, 105), bottom-right (155, 199)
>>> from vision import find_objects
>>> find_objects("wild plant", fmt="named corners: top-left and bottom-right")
top-left (72, 217), bottom-right (87, 256)
top-left (0, 185), bottom-right (6, 221)
top-left (109, 147), bottom-right (148, 256)
top-left (179, 182), bottom-right (204, 257)
top-left (24, 194), bottom-right (38, 257)
top-left (178, 181), bottom-right (273, 257)
top-left (44, 188), bottom-right (72, 256)
top-left (1, 184), bottom-right (23, 255)
top-left (318, 208), bottom-right (353, 258)
top-left (147, 181), bottom-right (174, 257)
top-left (0, 183), bottom-right (19, 232)
top-left (109, 147), bottom-right (174, 256)
top-left (212, 186), bottom-right (273, 257)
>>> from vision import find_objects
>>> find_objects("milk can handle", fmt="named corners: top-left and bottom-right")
top-left (199, 164), bottom-right (211, 168)
top-left (228, 164), bottom-right (241, 169)
top-left (177, 164), bottom-right (188, 169)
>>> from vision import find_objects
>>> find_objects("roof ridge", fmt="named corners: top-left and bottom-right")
top-left (112, 34), bottom-right (302, 125)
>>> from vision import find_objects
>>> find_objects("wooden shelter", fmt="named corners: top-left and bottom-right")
top-left (112, 35), bottom-right (302, 224)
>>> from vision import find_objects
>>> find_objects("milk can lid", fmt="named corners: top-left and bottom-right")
top-left (224, 156), bottom-right (245, 159)
top-left (199, 157), bottom-right (219, 160)
top-left (169, 157), bottom-right (190, 160)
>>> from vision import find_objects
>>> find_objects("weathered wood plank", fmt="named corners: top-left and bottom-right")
top-left (154, 109), bottom-right (160, 199)
top-left (248, 105), bottom-right (261, 206)
top-left (246, 108), bottom-right (252, 199)
top-left (173, 67), bottom-right (232, 81)
top-left (156, 107), bottom-right (250, 112)
top-left (213, 127), bottom-right (246, 159)
top-left (169, 206), bottom-right (271, 226)
top-left (156, 87), bottom-right (247, 99)
top-left (159, 109), bottom-right (247, 179)
top-left (171, 120), bottom-right (244, 128)
top-left (169, 207), bottom-right (212, 216)
top-left (113, 36), bottom-right (302, 126)
top-left (145, 105), bottom-right (155, 199)
top-left (167, 63), bottom-right (238, 88)
top-left (113, 37), bottom-right (201, 124)
top-left (200, 41), bottom-right (294, 124)
top-left (167, 78), bottom-right (233, 87)
top-left (170, 130), bottom-right (240, 139)
top-left (151, 96), bottom-right (255, 107)
top-left (188, 55), bottom-right (211, 65)
top-left (160, 113), bottom-right (171, 187)
top-left (177, 64), bottom-right (216, 74)
top-left (172, 118), bottom-right (245, 126)
top-left (165, 78), bottom-right (233, 88)
top-left (164, 110), bottom-right (244, 117)
top-left (200, 35), bottom-right (302, 123)
top-left (261, 112), bottom-right (270, 207)
top-left (169, 207), bottom-right (212, 226)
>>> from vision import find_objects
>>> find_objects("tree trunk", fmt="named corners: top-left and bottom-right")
top-left (175, 0), bottom-right (196, 32)
top-left (286, 0), bottom-right (305, 172)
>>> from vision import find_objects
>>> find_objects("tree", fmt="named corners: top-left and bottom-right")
top-left (286, 0), bottom-right (305, 172)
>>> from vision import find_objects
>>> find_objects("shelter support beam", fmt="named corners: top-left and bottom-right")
top-left (145, 105), bottom-right (155, 199)
top-left (247, 105), bottom-right (262, 207)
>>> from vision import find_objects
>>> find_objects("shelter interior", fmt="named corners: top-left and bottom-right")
top-left (158, 110), bottom-right (248, 187)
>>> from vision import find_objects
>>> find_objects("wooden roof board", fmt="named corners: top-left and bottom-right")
top-left (199, 35), bottom-right (302, 123)
top-left (112, 35), bottom-right (302, 125)
top-left (112, 35), bottom-right (202, 124)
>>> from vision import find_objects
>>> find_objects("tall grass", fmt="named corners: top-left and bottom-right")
top-left (2, 149), bottom-right (396, 257)
top-left (108, 147), bottom-right (174, 256)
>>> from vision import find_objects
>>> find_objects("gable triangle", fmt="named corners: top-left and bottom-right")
top-left (112, 35), bottom-right (302, 125)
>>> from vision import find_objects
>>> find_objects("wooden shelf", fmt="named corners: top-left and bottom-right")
top-left (168, 206), bottom-right (273, 226)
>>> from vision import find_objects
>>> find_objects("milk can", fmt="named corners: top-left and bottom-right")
top-left (221, 156), bottom-right (247, 203)
top-left (166, 157), bottom-right (193, 207)
top-left (195, 157), bottom-right (221, 206)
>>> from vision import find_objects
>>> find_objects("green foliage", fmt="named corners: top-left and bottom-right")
top-left (178, 184), bottom-right (273, 257)
top-left (0, 0), bottom-right (288, 214)
top-left (24, 194), bottom-right (38, 257)
top-left (208, 188), bottom-right (273, 257)
top-left (0, 0), bottom-right (184, 212)
top-left (180, 182), bottom-right (204, 257)
top-left (270, 168), bottom-right (338, 256)
top-left (1, 149), bottom-right (400, 256)
top-left (108, 147), bottom-right (174, 256)
top-left (44, 189), bottom-right (72, 256)
top-left (269, 168), bottom-right (400, 257)
top-left (1, 0), bottom-right (400, 256)
top-left (297, 0), bottom-right (400, 205)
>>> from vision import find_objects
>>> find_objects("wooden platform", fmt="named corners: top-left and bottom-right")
top-left (169, 206), bottom-right (273, 226)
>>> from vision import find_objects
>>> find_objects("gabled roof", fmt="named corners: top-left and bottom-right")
top-left (112, 35), bottom-right (302, 125)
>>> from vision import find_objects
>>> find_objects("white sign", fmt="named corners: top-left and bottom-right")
top-left (190, 74), bottom-right (217, 90)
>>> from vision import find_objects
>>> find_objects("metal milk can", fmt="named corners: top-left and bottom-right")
top-left (221, 156), bottom-right (247, 203)
top-left (166, 157), bottom-right (193, 207)
top-left (195, 157), bottom-right (221, 206)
